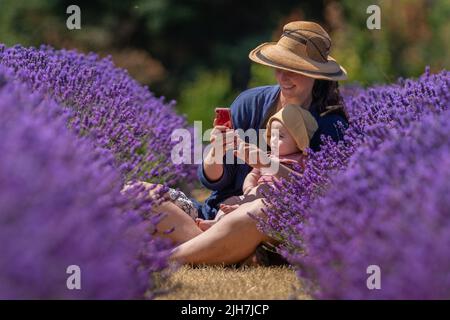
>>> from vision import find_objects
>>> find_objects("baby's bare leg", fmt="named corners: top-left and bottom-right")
top-left (196, 209), bottom-right (226, 231)
top-left (198, 193), bottom-right (261, 232)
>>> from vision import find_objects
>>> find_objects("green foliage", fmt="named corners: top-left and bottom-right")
top-left (331, 0), bottom-right (450, 85)
top-left (427, 0), bottom-right (450, 71)
top-left (176, 69), bottom-right (238, 131)
top-left (248, 63), bottom-right (277, 88)
top-left (0, 0), bottom-right (53, 45)
top-left (0, 0), bottom-right (448, 122)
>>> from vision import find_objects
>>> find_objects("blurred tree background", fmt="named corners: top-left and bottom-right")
top-left (1, 0), bottom-right (448, 126)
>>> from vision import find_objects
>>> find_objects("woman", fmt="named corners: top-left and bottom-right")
top-left (139, 21), bottom-right (349, 265)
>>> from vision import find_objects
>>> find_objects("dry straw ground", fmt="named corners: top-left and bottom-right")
top-left (158, 188), bottom-right (309, 300)
top-left (157, 265), bottom-right (310, 300)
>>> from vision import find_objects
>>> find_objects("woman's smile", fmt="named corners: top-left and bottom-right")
top-left (281, 84), bottom-right (295, 90)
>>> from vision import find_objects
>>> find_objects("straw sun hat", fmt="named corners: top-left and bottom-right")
top-left (249, 21), bottom-right (347, 81)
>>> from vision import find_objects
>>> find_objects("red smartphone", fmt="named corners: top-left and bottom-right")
top-left (214, 107), bottom-right (233, 129)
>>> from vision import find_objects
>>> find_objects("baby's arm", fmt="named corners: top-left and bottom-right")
top-left (242, 168), bottom-right (261, 194)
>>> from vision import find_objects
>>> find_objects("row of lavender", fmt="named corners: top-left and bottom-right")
top-left (262, 68), bottom-right (450, 299)
top-left (0, 45), bottom-right (196, 299)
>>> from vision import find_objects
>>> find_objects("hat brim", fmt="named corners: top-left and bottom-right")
top-left (249, 42), bottom-right (348, 81)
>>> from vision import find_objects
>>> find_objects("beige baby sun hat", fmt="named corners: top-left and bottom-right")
top-left (266, 104), bottom-right (318, 154)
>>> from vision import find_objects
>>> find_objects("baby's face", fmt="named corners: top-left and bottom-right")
top-left (269, 120), bottom-right (300, 156)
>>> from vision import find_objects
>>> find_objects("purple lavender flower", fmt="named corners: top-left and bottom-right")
top-left (261, 68), bottom-right (450, 299)
top-left (0, 67), bottom-right (173, 299)
top-left (301, 110), bottom-right (450, 299)
top-left (0, 44), bottom-right (197, 186)
top-left (0, 44), bottom-right (198, 298)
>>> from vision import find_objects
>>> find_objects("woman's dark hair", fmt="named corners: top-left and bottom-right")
top-left (311, 80), bottom-right (349, 122)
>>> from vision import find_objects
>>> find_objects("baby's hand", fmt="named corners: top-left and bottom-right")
top-left (233, 140), bottom-right (272, 169)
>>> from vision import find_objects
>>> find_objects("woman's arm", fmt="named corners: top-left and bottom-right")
top-left (203, 145), bottom-right (225, 182)
top-left (199, 125), bottom-right (237, 190)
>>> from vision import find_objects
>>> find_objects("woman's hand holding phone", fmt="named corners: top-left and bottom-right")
top-left (209, 125), bottom-right (236, 158)
top-left (214, 108), bottom-right (233, 129)
top-left (209, 108), bottom-right (237, 158)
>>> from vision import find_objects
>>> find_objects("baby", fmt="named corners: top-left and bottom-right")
top-left (196, 104), bottom-right (318, 230)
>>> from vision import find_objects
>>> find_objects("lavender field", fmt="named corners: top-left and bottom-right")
top-left (0, 45), bottom-right (196, 299)
top-left (0, 45), bottom-right (448, 299)
top-left (261, 67), bottom-right (450, 299)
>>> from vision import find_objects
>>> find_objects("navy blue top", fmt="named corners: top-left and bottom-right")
top-left (193, 85), bottom-right (347, 220)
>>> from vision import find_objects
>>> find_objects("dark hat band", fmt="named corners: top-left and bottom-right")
top-left (255, 50), bottom-right (344, 77)
top-left (282, 30), bottom-right (330, 63)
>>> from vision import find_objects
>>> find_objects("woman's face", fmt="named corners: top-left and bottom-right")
top-left (275, 69), bottom-right (315, 105)
top-left (270, 120), bottom-right (299, 156)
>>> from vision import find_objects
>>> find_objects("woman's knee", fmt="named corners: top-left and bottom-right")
top-left (145, 183), bottom-right (168, 198)
top-left (123, 181), bottom-right (168, 199)
top-left (246, 198), bottom-right (270, 218)
top-left (239, 198), bottom-right (274, 242)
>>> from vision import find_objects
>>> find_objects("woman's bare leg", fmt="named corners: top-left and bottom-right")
top-left (124, 182), bottom-right (202, 244)
top-left (152, 201), bottom-right (203, 244)
top-left (171, 198), bottom-right (272, 265)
